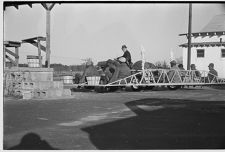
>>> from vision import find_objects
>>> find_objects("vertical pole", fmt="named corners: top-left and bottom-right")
top-left (3, 46), bottom-right (6, 69)
top-left (15, 47), bottom-right (19, 67)
top-left (141, 45), bottom-right (145, 71)
top-left (187, 3), bottom-right (192, 70)
top-left (37, 39), bottom-right (42, 68)
top-left (46, 10), bottom-right (51, 68)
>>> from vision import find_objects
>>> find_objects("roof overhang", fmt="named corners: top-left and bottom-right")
top-left (4, 2), bottom-right (60, 11)
top-left (179, 42), bottom-right (225, 48)
top-left (22, 36), bottom-right (46, 43)
top-left (179, 31), bottom-right (225, 38)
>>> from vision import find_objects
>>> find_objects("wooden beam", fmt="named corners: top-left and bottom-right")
top-left (28, 3), bottom-right (32, 8)
top-left (15, 47), bottom-right (19, 67)
top-left (22, 39), bottom-right (46, 52)
top-left (41, 3), bottom-right (48, 10)
top-left (5, 48), bottom-right (19, 58)
top-left (5, 55), bottom-right (16, 66)
top-left (41, 3), bottom-right (55, 11)
top-left (22, 36), bottom-right (46, 42)
top-left (49, 3), bottom-right (55, 10)
top-left (46, 10), bottom-right (51, 68)
top-left (14, 4), bottom-right (18, 9)
top-left (3, 46), bottom-right (6, 68)
top-left (37, 39), bottom-right (42, 68)
top-left (4, 41), bottom-right (21, 47)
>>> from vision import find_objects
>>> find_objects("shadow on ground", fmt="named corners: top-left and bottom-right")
top-left (82, 98), bottom-right (225, 149)
top-left (6, 132), bottom-right (58, 150)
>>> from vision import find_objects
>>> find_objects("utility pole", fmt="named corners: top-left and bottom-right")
top-left (46, 9), bottom-right (51, 68)
top-left (187, 3), bottom-right (192, 70)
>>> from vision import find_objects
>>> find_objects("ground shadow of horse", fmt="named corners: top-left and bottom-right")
top-left (7, 132), bottom-right (58, 150)
top-left (82, 98), bottom-right (225, 149)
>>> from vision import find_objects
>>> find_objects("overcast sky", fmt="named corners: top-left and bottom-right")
top-left (4, 3), bottom-right (225, 65)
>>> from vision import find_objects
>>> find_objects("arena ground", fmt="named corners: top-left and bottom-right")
top-left (3, 86), bottom-right (225, 150)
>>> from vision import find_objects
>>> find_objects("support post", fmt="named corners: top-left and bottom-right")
top-left (37, 39), bottom-right (42, 67)
top-left (187, 3), bottom-right (192, 70)
top-left (3, 46), bottom-right (6, 69)
top-left (15, 47), bottom-right (19, 67)
top-left (46, 10), bottom-right (51, 68)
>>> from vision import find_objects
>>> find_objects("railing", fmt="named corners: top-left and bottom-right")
top-left (106, 69), bottom-right (225, 86)
top-left (64, 69), bottom-right (225, 87)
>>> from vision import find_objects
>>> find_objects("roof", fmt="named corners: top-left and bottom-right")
top-left (4, 41), bottom-right (21, 47)
top-left (200, 14), bottom-right (225, 32)
top-left (4, 2), bottom-right (59, 11)
top-left (22, 36), bottom-right (46, 42)
top-left (179, 14), bottom-right (225, 37)
top-left (179, 42), bottom-right (225, 48)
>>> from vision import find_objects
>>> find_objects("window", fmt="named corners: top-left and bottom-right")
top-left (221, 49), bottom-right (225, 58)
top-left (197, 49), bottom-right (205, 58)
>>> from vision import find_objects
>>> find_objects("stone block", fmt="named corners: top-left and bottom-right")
top-left (5, 67), bottom-right (54, 82)
top-left (63, 89), bottom-right (71, 96)
top-left (22, 81), bottom-right (63, 90)
top-left (52, 81), bottom-right (64, 89)
top-left (14, 89), bottom-right (34, 99)
top-left (29, 72), bottom-right (53, 81)
top-left (22, 81), bottom-right (52, 90)
top-left (22, 90), bottom-right (33, 100)
top-left (34, 91), bottom-right (41, 98)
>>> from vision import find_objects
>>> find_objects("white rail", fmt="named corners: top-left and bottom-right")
top-left (65, 69), bottom-right (225, 88)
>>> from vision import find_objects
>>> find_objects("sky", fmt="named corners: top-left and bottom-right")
top-left (4, 3), bottom-right (225, 65)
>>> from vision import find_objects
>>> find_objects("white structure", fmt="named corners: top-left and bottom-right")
top-left (180, 14), bottom-right (225, 78)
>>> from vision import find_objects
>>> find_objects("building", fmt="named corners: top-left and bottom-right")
top-left (180, 14), bottom-right (225, 78)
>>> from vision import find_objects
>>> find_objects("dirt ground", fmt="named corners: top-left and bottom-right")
top-left (3, 86), bottom-right (225, 150)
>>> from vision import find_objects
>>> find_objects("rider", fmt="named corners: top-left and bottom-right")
top-left (117, 45), bottom-right (132, 68)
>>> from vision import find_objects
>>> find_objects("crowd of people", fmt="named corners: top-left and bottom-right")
top-left (171, 60), bottom-right (218, 83)
top-left (78, 45), bottom-right (219, 84)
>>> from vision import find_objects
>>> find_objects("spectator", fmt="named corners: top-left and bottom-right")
top-left (178, 64), bottom-right (185, 70)
top-left (168, 60), bottom-right (181, 83)
top-left (190, 64), bottom-right (201, 77)
top-left (178, 64), bottom-right (186, 83)
top-left (80, 61), bottom-right (100, 83)
top-left (208, 63), bottom-right (218, 82)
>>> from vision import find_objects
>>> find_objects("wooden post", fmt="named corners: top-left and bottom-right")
top-left (37, 39), bottom-right (42, 67)
top-left (42, 3), bottom-right (55, 68)
top-left (3, 46), bottom-right (6, 69)
top-left (187, 3), bottom-right (192, 70)
top-left (46, 10), bottom-right (51, 68)
top-left (15, 47), bottom-right (19, 67)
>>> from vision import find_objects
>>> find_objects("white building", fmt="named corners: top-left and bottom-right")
top-left (180, 14), bottom-right (225, 78)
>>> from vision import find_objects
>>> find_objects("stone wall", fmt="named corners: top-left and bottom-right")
top-left (4, 67), bottom-right (71, 99)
